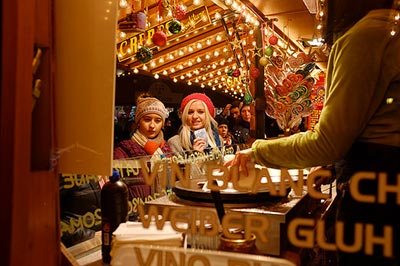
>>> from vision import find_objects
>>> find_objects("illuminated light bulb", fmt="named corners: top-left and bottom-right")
top-left (154, 73), bottom-right (159, 79)
top-left (188, 46), bottom-right (194, 53)
top-left (202, 76), bottom-right (206, 80)
top-left (214, 12), bottom-right (221, 20)
top-left (119, 31), bottom-right (126, 38)
top-left (225, 0), bottom-right (232, 6)
top-left (188, 81), bottom-right (192, 85)
top-left (180, 75), bottom-right (185, 80)
top-left (150, 61), bottom-right (156, 68)
top-left (390, 29), bottom-right (396, 36)
top-left (208, 82), bottom-right (212, 86)
top-left (142, 65), bottom-right (148, 71)
top-left (224, 89), bottom-right (228, 93)
top-left (216, 35), bottom-right (222, 42)
top-left (178, 64), bottom-right (184, 70)
top-left (205, 54), bottom-right (210, 60)
top-left (188, 61), bottom-right (193, 66)
top-left (196, 43), bottom-right (203, 49)
top-left (127, 48), bottom-right (132, 54)
top-left (317, 23), bottom-right (323, 30)
top-left (159, 57), bottom-right (164, 64)
top-left (206, 39), bottom-right (212, 46)
top-left (170, 68), bottom-right (175, 73)
top-left (218, 84), bottom-right (222, 88)
top-left (133, 68), bottom-right (139, 74)
top-left (169, 54), bottom-right (174, 60)
top-left (201, 84), bottom-right (205, 88)
top-left (119, 0), bottom-right (128, 8)
top-left (232, 2), bottom-right (238, 9)
top-left (178, 50), bottom-right (184, 56)
top-left (173, 78), bottom-right (178, 82)
top-left (162, 70), bottom-right (168, 75)
top-left (212, 87), bottom-right (216, 91)
top-left (196, 57), bottom-right (202, 63)
top-left (214, 51), bottom-right (219, 57)
top-left (195, 78), bottom-right (199, 82)
top-left (193, 0), bottom-right (201, 5)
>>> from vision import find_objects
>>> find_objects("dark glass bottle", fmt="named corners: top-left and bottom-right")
top-left (101, 170), bottom-right (128, 264)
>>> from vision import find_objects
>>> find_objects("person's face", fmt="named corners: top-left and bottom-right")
top-left (187, 101), bottom-right (206, 130)
top-left (230, 107), bottom-right (240, 118)
top-left (138, 114), bottom-right (164, 139)
top-left (241, 106), bottom-right (251, 122)
top-left (218, 124), bottom-right (228, 138)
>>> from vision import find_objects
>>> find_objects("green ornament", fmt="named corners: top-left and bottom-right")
top-left (227, 68), bottom-right (233, 76)
top-left (265, 45), bottom-right (274, 57)
top-left (136, 46), bottom-right (152, 64)
top-left (168, 19), bottom-right (182, 34)
top-left (243, 86), bottom-right (253, 104)
top-left (244, 93), bottom-right (253, 104)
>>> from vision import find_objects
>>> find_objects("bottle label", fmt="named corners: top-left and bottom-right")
top-left (103, 222), bottom-right (111, 246)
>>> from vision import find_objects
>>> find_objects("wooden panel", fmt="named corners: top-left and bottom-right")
top-left (1, 0), bottom-right (60, 265)
top-left (54, 0), bottom-right (118, 176)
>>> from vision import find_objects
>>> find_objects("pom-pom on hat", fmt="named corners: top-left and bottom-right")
top-left (180, 93), bottom-right (215, 117)
top-left (135, 97), bottom-right (169, 123)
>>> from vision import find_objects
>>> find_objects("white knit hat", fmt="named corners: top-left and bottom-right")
top-left (134, 97), bottom-right (169, 123)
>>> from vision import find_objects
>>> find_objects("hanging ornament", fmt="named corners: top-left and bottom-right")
top-left (241, 76), bottom-right (249, 85)
top-left (250, 67), bottom-right (260, 78)
top-left (243, 86), bottom-right (253, 104)
top-left (136, 46), bottom-right (153, 63)
top-left (227, 68), bottom-right (234, 77)
top-left (259, 56), bottom-right (269, 66)
top-left (265, 46), bottom-right (274, 56)
top-left (168, 19), bottom-right (182, 34)
top-left (268, 35), bottom-right (278, 46)
top-left (152, 31), bottom-right (167, 47)
top-left (173, 4), bottom-right (186, 20)
top-left (232, 69), bottom-right (241, 77)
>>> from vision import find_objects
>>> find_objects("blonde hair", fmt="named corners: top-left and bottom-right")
top-left (179, 99), bottom-right (219, 151)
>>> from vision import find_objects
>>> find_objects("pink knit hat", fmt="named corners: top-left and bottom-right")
top-left (180, 93), bottom-right (215, 117)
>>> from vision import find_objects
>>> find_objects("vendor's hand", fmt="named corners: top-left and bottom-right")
top-left (224, 148), bottom-right (253, 177)
top-left (193, 138), bottom-right (207, 153)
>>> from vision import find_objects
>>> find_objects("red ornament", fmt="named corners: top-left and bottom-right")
top-left (173, 4), bottom-right (186, 20)
top-left (232, 69), bottom-right (241, 77)
top-left (250, 67), bottom-right (260, 78)
top-left (269, 35), bottom-right (278, 45)
top-left (152, 31), bottom-right (167, 47)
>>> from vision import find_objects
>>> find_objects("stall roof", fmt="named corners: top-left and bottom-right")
top-left (115, 0), bottom-right (329, 100)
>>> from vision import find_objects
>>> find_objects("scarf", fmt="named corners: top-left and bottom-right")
top-left (131, 129), bottom-right (165, 156)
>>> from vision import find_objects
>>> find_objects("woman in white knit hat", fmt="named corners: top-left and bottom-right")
top-left (113, 93), bottom-right (172, 220)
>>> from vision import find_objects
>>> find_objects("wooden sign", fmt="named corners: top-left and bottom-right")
top-left (116, 5), bottom-right (212, 62)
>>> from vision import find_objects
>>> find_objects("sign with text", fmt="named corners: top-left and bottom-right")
top-left (116, 5), bottom-right (212, 63)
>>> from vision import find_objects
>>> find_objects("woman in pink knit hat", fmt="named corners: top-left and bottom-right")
top-left (113, 93), bottom-right (172, 220)
top-left (168, 93), bottom-right (223, 177)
